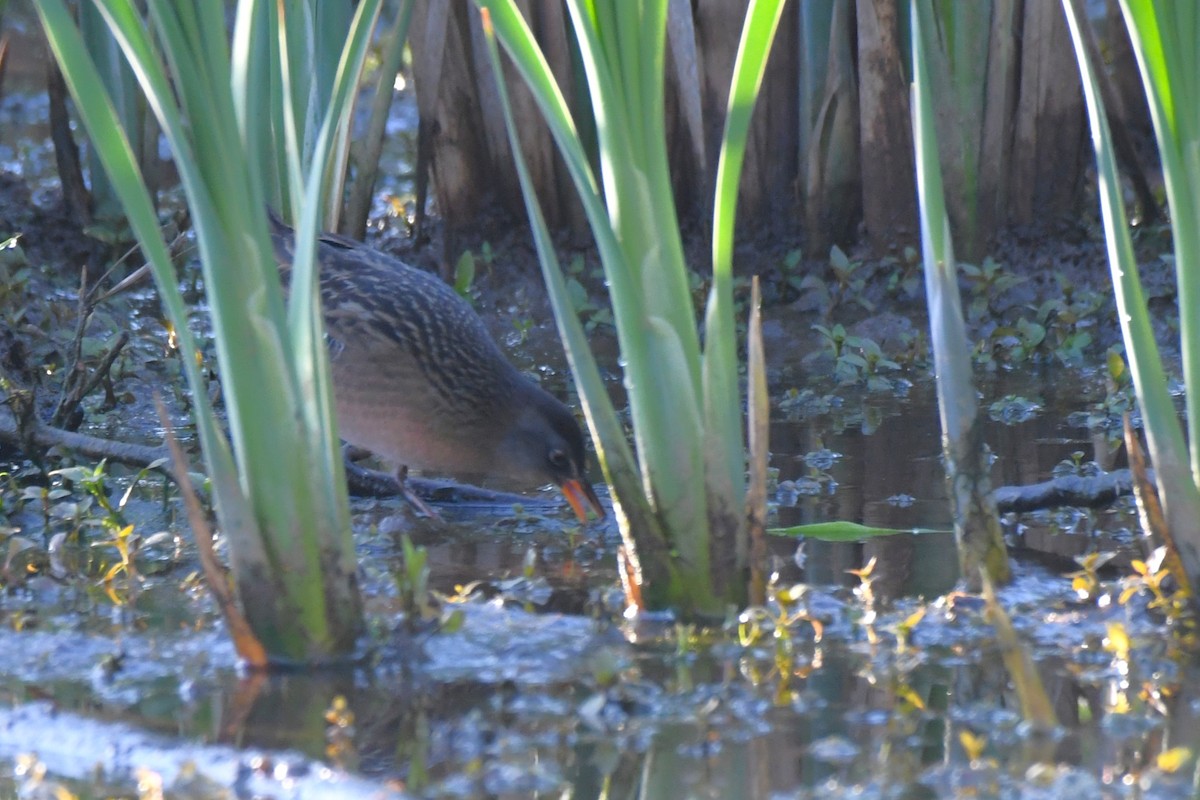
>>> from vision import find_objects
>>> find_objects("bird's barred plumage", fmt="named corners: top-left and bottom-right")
top-left (267, 215), bottom-right (603, 520)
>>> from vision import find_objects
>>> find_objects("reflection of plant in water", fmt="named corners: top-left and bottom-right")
top-left (324, 695), bottom-right (359, 771)
top-left (986, 395), bottom-right (1042, 425)
top-left (776, 388), bottom-right (839, 420)
top-left (1074, 349), bottom-right (1137, 442)
top-left (848, 557), bottom-right (878, 643)
top-left (775, 444), bottom-right (843, 500)
top-left (1118, 549), bottom-right (1196, 651)
top-left (1065, 551), bottom-right (1116, 602)
top-left (737, 579), bottom-right (825, 703)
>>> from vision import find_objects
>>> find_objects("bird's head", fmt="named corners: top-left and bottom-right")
top-left (499, 391), bottom-right (605, 522)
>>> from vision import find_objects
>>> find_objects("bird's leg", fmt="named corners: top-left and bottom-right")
top-left (395, 465), bottom-right (443, 521)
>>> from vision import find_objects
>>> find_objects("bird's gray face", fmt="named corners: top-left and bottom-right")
top-left (500, 397), bottom-right (604, 521)
top-left (501, 401), bottom-right (587, 484)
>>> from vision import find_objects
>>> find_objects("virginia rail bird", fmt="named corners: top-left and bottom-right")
top-left (270, 217), bottom-right (604, 521)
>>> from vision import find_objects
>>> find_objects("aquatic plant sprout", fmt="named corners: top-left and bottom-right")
top-left (475, 0), bottom-right (785, 614)
top-left (36, 0), bottom-right (382, 663)
top-left (1062, 0), bottom-right (1200, 587)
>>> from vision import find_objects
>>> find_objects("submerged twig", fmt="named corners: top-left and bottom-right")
top-left (51, 228), bottom-right (184, 431)
top-left (3, 398), bottom-right (1157, 517)
top-left (155, 394), bottom-right (268, 668)
top-left (0, 406), bottom-right (554, 508)
top-left (92, 220), bottom-right (193, 305)
top-left (53, 330), bottom-right (129, 428)
top-left (993, 468), bottom-right (1141, 513)
top-left (50, 266), bottom-right (131, 429)
top-left (0, 405), bottom-right (169, 469)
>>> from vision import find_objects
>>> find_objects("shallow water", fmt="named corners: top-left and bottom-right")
top-left (2, 362), bottom-right (1172, 799)
top-left (0, 8), bottom-right (1179, 794)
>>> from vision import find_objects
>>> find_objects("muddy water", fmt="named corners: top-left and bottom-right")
top-left (7, 367), bottom-right (1154, 796)
top-left (374, 366), bottom-right (1137, 605)
top-left (0, 344), bottom-right (1172, 799)
top-left (0, 10), bottom-right (1171, 795)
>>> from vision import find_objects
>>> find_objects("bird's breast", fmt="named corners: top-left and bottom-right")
top-left (329, 354), bottom-right (504, 475)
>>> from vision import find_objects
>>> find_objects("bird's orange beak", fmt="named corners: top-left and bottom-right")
top-left (561, 478), bottom-right (605, 521)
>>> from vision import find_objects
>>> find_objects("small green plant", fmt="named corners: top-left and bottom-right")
top-left (4, 460), bottom-right (179, 600)
top-left (50, 461), bottom-right (125, 528)
top-left (778, 248), bottom-right (806, 296)
top-left (19, 485), bottom-right (72, 536)
top-left (799, 245), bottom-right (876, 318)
top-left (810, 324), bottom-right (901, 389)
top-left (1050, 451), bottom-right (1105, 482)
top-left (883, 246), bottom-right (923, 298)
top-left (827, 246), bottom-right (874, 310)
top-left (393, 534), bottom-right (465, 633)
top-left (1118, 550), bottom-right (1197, 652)
top-left (453, 242), bottom-right (497, 300)
top-left (848, 337), bottom-right (903, 392)
top-left (1078, 349), bottom-right (1137, 440)
top-left (394, 534), bottom-right (433, 625)
top-left (0, 236), bottom-right (30, 312)
top-left (974, 314), bottom-right (1054, 369)
top-left (961, 256), bottom-right (1025, 324)
top-left (96, 522), bottom-right (140, 605)
top-left (565, 256), bottom-right (615, 332)
top-left (812, 322), bottom-right (852, 360)
top-left (452, 250), bottom-right (477, 299)
top-left (509, 316), bottom-right (535, 345)
top-left (1032, 273), bottom-right (1104, 364)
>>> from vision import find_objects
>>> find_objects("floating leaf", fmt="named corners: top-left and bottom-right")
top-left (1104, 622), bottom-right (1130, 662)
top-left (771, 522), bottom-right (951, 541)
top-left (1157, 746), bottom-right (1192, 773)
top-left (959, 730), bottom-right (987, 761)
top-left (896, 684), bottom-right (926, 711)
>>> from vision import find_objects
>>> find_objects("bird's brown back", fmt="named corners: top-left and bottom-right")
top-left (272, 223), bottom-right (523, 420)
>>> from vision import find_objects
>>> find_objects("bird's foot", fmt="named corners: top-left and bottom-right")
top-left (396, 465), bottom-right (444, 522)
